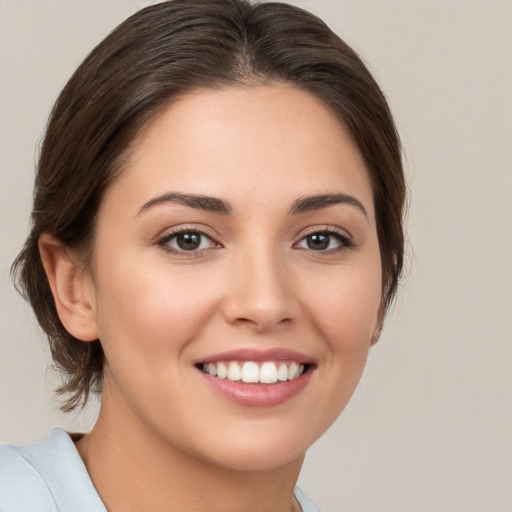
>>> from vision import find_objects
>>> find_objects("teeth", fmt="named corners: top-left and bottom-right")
top-left (227, 361), bottom-right (242, 381)
top-left (201, 360), bottom-right (306, 384)
top-left (288, 362), bottom-right (299, 380)
top-left (241, 361), bottom-right (259, 383)
top-left (277, 363), bottom-right (288, 382)
top-left (216, 362), bottom-right (228, 379)
top-left (260, 362), bottom-right (278, 383)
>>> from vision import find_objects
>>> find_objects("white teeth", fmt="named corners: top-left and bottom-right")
top-left (288, 362), bottom-right (299, 380)
top-left (260, 362), bottom-right (278, 383)
top-left (277, 363), bottom-right (288, 382)
top-left (202, 360), bottom-right (307, 384)
top-left (241, 361), bottom-right (260, 383)
top-left (216, 362), bottom-right (228, 379)
top-left (227, 361), bottom-right (242, 381)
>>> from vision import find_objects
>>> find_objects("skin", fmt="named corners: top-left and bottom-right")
top-left (40, 84), bottom-right (383, 512)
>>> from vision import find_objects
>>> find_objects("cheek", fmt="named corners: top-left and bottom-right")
top-left (91, 253), bottom-right (220, 360)
top-left (90, 256), bottom-right (221, 424)
top-left (305, 262), bottom-right (382, 351)
top-left (303, 258), bottom-right (382, 427)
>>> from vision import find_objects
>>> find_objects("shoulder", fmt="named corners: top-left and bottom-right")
top-left (294, 487), bottom-right (323, 512)
top-left (0, 441), bottom-right (57, 512)
top-left (0, 429), bottom-right (106, 512)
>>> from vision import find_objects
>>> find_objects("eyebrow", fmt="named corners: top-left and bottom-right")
top-left (138, 191), bottom-right (367, 219)
top-left (289, 193), bottom-right (368, 219)
top-left (138, 192), bottom-right (232, 215)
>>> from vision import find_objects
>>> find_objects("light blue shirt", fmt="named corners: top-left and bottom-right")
top-left (0, 429), bottom-right (321, 511)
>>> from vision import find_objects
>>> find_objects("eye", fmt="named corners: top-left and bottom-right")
top-left (159, 230), bottom-right (218, 253)
top-left (296, 230), bottom-right (353, 252)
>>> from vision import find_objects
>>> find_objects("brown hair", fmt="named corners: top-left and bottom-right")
top-left (12, 0), bottom-right (406, 411)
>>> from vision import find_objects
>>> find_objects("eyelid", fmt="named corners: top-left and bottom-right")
top-left (296, 225), bottom-right (352, 241)
top-left (293, 225), bottom-right (355, 251)
top-left (156, 224), bottom-right (223, 253)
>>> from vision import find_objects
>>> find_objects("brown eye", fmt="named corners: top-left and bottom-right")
top-left (176, 232), bottom-right (201, 250)
top-left (161, 231), bottom-right (217, 252)
top-left (296, 231), bottom-right (352, 252)
top-left (306, 233), bottom-right (330, 250)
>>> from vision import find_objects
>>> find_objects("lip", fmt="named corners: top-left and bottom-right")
top-left (198, 368), bottom-right (313, 407)
top-left (196, 347), bottom-right (315, 365)
top-left (195, 347), bottom-right (316, 407)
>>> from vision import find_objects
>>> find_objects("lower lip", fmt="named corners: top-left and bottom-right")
top-left (198, 369), bottom-right (313, 407)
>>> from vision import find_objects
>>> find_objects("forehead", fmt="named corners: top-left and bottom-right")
top-left (104, 84), bottom-right (375, 218)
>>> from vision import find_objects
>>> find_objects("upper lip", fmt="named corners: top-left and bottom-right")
top-left (196, 347), bottom-right (315, 365)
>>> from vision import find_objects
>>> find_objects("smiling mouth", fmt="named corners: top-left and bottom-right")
top-left (197, 361), bottom-right (311, 384)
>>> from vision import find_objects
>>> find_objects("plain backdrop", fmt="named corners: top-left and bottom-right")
top-left (1, 1), bottom-right (511, 511)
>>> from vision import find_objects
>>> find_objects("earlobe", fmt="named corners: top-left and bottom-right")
top-left (370, 302), bottom-right (386, 346)
top-left (38, 233), bottom-right (99, 342)
top-left (370, 322), bottom-right (382, 345)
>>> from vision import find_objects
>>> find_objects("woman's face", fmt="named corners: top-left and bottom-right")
top-left (86, 85), bottom-right (382, 471)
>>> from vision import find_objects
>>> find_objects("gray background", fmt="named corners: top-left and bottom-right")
top-left (1, 1), bottom-right (511, 511)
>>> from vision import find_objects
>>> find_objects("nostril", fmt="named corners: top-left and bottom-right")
top-left (233, 315), bottom-right (293, 332)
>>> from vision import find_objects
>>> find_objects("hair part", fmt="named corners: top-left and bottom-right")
top-left (12, 0), bottom-right (405, 412)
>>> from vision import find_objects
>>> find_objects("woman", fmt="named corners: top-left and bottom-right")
top-left (1, 0), bottom-right (405, 511)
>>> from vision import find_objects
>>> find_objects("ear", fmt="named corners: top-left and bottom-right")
top-left (39, 233), bottom-right (99, 342)
top-left (370, 301), bottom-right (386, 346)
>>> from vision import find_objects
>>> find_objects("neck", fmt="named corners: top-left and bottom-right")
top-left (76, 395), bottom-right (304, 512)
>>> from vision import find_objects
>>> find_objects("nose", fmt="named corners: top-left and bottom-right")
top-left (221, 246), bottom-right (301, 333)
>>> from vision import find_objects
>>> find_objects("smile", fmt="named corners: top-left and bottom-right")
top-left (200, 361), bottom-right (306, 384)
top-left (196, 348), bottom-right (315, 407)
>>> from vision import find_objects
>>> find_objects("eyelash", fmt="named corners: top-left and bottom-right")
top-left (157, 227), bottom-right (220, 256)
top-left (293, 228), bottom-right (355, 253)
top-left (156, 226), bottom-right (355, 255)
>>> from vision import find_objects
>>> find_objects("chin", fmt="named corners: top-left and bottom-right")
top-left (202, 442), bottom-right (306, 473)
top-left (185, 420), bottom-right (316, 473)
